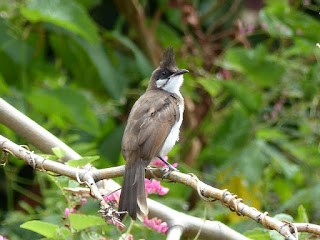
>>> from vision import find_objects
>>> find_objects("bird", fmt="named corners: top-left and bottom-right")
top-left (118, 47), bottom-right (188, 221)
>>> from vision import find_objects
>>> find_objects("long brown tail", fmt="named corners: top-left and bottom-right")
top-left (118, 159), bottom-right (148, 221)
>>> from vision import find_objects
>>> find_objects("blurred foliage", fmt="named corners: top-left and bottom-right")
top-left (0, 0), bottom-right (320, 239)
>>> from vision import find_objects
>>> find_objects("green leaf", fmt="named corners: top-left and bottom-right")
top-left (259, 10), bottom-right (293, 38)
top-left (73, 36), bottom-right (125, 99)
top-left (155, 22), bottom-right (183, 48)
top-left (279, 184), bottom-right (320, 213)
top-left (0, 19), bottom-right (34, 65)
top-left (20, 0), bottom-right (99, 44)
top-left (284, 38), bottom-right (316, 57)
top-left (273, 178), bottom-right (292, 202)
top-left (296, 205), bottom-right (309, 223)
top-left (256, 128), bottom-right (287, 141)
top-left (261, 141), bottom-right (299, 179)
top-left (0, 73), bottom-right (9, 94)
top-left (222, 80), bottom-right (262, 112)
top-left (211, 106), bottom-right (252, 164)
top-left (244, 228), bottom-right (270, 240)
top-left (111, 32), bottom-right (153, 78)
top-left (273, 213), bottom-right (294, 222)
top-left (99, 125), bottom-right (125, 165)
top-left (260, 1), bottom-right (320, 42)
top-left (18, 201), bottom-right (35, 215)
top-left (20, 220), bottom-right (59, 238)
top-left (236, 140), bottom-right (268, 184)
top-left (198, 78), bottom-right (222, 97)
top-left (67, 156), bottom-right (99, 167)
top-left (79, 231), bottom-right (109, 239)
top-left (75, 0), bottom-right (101, 9)
top-left (223, 46), bottom-right (285, 87)
top-left (270, 230), bottom-right (284, 240)
top-left (69, 213), bottom-right (105, 230)
top-left (301, 64), bottom-right (320, 100)
top-left (52, 147), bottom-right (66, 159)
top-left (27, 88), bottom-right (100, 135)
top-left (59, 226), bottom-right (71, 238)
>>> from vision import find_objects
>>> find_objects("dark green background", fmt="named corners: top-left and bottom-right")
top-left (0, 0), bottom-right (319, 239)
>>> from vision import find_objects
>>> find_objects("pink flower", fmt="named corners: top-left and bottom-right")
top-left (239, 27), bottom-right (246, 34)
top-left (263, 113), bottom-right (269, 120)
top-left (273, 103), bottom-right (282, 111)
top-left (150, 156), bottom-right (178, 168)
top-left (151, 159), bottom-right (167, 168)
top-left (261, 22), bottom-right (268, 29)
top-left (222, 69), bottom-right (231, 80)
top-left (0, 235), bottom-right (8, 240)
top-left (247, 25), bottom-right (255, 33)
top-left (65, 208), bottom-right (75, 218)
top-left (104, 191), bottom-right (121, 206)
top-left (81, 198), bottom-right (87, 205)
top-left (271, 111), bottom-right (278, 119)
top-left (144, 217), bottom-right (168, 234)
top-left (108, 218), bottom-right (125, 231)
top-left (145, 179), bottom-right (169, 196)
top-left (303, 0), bottom-right (310, 6)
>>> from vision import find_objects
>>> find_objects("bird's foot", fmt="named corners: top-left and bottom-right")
top-left (158, 156), bottom-right (179, 179)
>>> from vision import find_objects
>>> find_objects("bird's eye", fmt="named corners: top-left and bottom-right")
top-left (161, 71), bottom-right (167, 76)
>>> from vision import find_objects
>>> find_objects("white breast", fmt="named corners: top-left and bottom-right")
top-left (159, 103), bottom-right (183, 156)
top-left (159, 75), bottom-right (184, 156)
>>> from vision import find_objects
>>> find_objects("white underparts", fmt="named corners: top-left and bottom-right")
top-left (158, 74), bottom-right (184, 156)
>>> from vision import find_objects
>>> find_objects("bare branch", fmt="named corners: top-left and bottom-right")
top-left (0, 98), bottom-right (80, 161)
top-left (2, 98), bottom-right (319, 239)
top-left (2, 135), bottom-right (320, 239)
top-left (166, 225), bottom-right (183, 240)
top-left (0, 134), bottom-right (248, 239)
top-left (0, 99), bottom-right (247, 239)
top-left (148, 198), bottom-right (248, 240)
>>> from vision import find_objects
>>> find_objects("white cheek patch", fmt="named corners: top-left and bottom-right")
top-left (156, 79), bottom-right (167, 88)
top-left (162, 74), bottom-right (184, 94)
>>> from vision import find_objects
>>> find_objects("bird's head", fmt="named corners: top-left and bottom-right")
top-left (148, 47), bottom-right (188, 94)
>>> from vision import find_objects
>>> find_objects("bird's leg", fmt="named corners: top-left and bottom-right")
top-left (158, 156), bottom-right (179, 178)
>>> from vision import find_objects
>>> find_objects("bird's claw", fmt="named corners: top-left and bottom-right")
top-left (161, 166), bottom-right (179, 179)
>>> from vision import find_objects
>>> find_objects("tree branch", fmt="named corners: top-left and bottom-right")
top-left (2, 98), bottom-right (319, 239)
top-left (2, 134), bottom-right (320, 239)
top-left (0, 98), bottom-right (247, 240)
top-left (0, 98), bottom-right (80, 161)
top-left (0, 134), bottom-right (248, 240)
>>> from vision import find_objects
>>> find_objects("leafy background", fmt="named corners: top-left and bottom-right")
top-left (0, 0), bottom-right (319, 239)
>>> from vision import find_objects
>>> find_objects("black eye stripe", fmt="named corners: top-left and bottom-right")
top-left (158, 70), bottom-right (171, 79)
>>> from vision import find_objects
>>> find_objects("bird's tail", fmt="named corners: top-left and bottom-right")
top-left (118, 159), bottom-right (148, 221)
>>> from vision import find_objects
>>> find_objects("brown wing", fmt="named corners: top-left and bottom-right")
top-left (121, 90), bottom-right (180, 164)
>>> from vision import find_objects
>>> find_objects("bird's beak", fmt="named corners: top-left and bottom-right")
top-left (171, 69), bottom-right (189, 77)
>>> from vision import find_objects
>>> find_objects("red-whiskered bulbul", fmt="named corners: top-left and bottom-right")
top-left (118, 47), bottom-right (188, 221)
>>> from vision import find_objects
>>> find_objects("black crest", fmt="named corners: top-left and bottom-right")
top-left (160, 47), bottom-right (177, 70)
